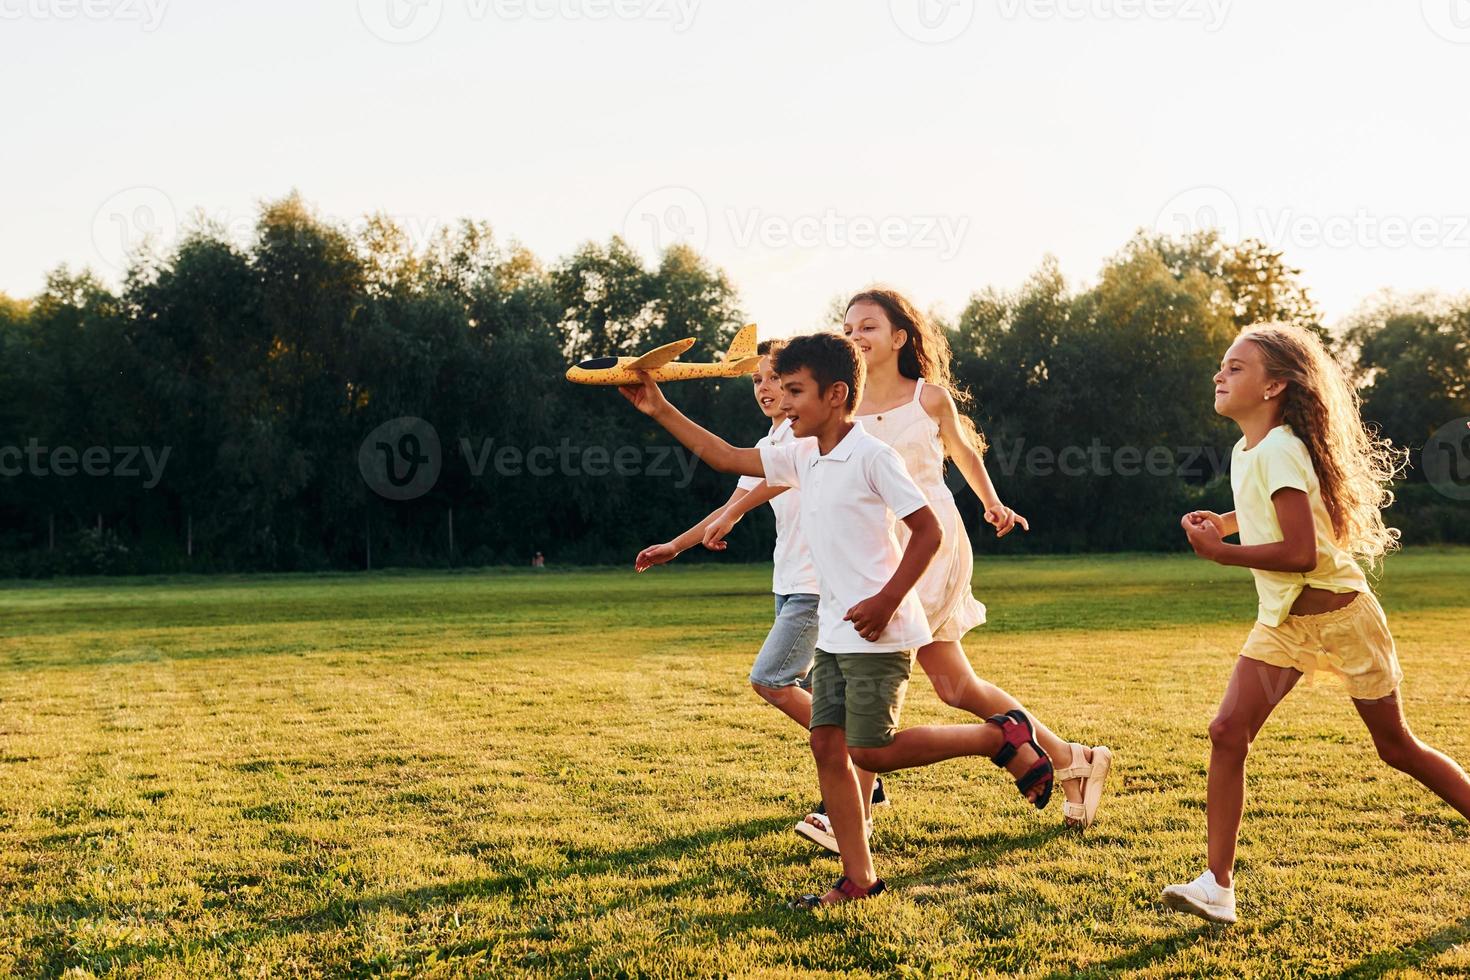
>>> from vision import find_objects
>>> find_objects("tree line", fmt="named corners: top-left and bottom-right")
top-left (0, 192), bottom-right (1465, 576)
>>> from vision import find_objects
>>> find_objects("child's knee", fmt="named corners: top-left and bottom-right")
top-left (809, 726), bottom-right (848, 765)
top-left (1373, 732), bottom-right (1421, 772)
top-left (846, 746), bottom-right (889, 773)
top-left (1208, 714), bottom-right (1251, 755)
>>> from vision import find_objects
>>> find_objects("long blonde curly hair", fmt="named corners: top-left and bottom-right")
top-left (1241, 323), bottom-right (1406, 565)
top-left (846, 287), bottom-right (988, 456)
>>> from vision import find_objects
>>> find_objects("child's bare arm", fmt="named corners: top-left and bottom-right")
top-left (702, 481), bottom-right (788, 551)
top-left (844, 506), bottom-right (944, 642)
top-left (928, 386), bottom-right (1029, 537)
top-left (636, 486), bottom-right (749, 571)
top-left (1183, 493), bottom-right (1314, 573)
top-left (619, 373), bottom-right (764, 477)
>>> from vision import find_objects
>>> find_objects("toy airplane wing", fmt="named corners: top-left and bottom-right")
top-left (626, 338), bottom-right (695, 370)
top-left (566, 324), bottom-right (762, 385)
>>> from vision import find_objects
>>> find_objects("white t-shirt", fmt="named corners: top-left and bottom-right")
top-left (759, 421), bottom-right (934, 653)
top-left (1231, 424), bottom-right (1368, 626)
top-left (736, 419), bottom-right (820, 596)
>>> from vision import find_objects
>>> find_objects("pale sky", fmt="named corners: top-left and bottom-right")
top-left (4, 0), bottom-right (1468, 336)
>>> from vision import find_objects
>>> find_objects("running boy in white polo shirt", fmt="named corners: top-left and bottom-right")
top-left (618, 332), bottom-right (1057, 908)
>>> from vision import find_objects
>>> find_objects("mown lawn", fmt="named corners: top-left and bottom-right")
top-left (1, 550), bottom-right (1468, 977)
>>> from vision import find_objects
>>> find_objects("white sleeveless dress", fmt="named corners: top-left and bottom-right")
top-left (856, 378), bottom-right (987, 642)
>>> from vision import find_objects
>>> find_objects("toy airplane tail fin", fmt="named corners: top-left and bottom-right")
top-left (723, 323), bottom-right (758, 363)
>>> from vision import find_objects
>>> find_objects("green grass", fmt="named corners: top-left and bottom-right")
top-left (2, 550), bottom-right (1469, 977)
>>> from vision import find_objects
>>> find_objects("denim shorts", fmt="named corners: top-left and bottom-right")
top-left (749, 593), bottom-right (819, 690)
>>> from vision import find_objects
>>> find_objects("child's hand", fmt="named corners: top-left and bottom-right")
top-left (845, 593), bottom-right (900, 643)
top-left (984, 503), bottom-right (1030, 538)
top-left (634, 542), bottom-right (678, 572)
top-left (618, 371), bottom-right (671, 418)
top-left (1182, 514), bottom-right (1223, 561)
top-left (1184, 510), bottom-right (1227, 536)
top-left (702, 512), bottom-right (739, 551)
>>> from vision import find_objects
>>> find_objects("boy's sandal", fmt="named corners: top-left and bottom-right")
top-left (794, 812), bottom-right (872, 854)
top-left (788, 875), bottom-right (887, 910)
top-left (1055, 743), bottom-right (1113, 830)
top-left (985, 709), bottom-right (1054, 810)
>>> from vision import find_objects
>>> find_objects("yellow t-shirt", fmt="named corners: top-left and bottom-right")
top-left (1230, 424), bottom-right (1367, 626)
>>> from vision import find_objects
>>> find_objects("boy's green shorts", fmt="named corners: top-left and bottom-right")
top-left (808, 648), bottom-right (915, 748)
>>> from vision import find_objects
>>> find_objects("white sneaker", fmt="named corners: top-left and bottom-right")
top-left (1160, 869), bottom-right (1237, 924)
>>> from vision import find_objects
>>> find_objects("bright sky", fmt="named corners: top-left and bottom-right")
top-left (4, 0), bottom-right (1468, 337)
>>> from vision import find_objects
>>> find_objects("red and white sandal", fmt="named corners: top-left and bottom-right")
top-left (986, 709), bottom-right (1054, 809)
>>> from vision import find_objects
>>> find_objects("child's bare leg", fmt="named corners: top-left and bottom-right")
top-left (810, 725), bottom-right (876, 888)
top-left (1206, 658), bottom-right (1301, 886)
top-left (1354, 691), bottom-right (1470, 820)
top-left (848, 723), bottom-right (1050, 804)
top-left (916, 640), bottom-right (1093, 806)
top-left (753, 682), bottom-right (812, 727)
top-left (756, 683), bottom-right (880, 816)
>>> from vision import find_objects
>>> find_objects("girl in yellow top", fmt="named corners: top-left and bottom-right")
top-left (1162, 323), bottom-right (1470, 925)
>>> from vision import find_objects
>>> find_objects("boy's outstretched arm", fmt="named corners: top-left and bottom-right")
top-left (845, 506), bottom-right (944, 642)
top-left (619, 373), bottom-right (764, 478)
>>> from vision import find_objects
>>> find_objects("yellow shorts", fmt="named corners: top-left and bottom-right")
top-left (1239, 591), bottom-right (1403, 701)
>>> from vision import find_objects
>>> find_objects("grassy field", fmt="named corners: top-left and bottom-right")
top-left (1, 550), bottom-right (1469, 978)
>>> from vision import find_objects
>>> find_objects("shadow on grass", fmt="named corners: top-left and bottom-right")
top-left (1335, 915), bottom-right (1470, 979)
top-left (20, 815), bottom-right (796, 975)
top-left (1041, 926), bottom-right (1213, 979)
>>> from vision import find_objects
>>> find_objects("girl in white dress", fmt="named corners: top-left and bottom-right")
top-left (839, 288), bottom-right (1113, 828)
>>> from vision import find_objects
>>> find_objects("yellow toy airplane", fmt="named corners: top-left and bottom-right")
top-left (565, 323), bottom-right (761, 385)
